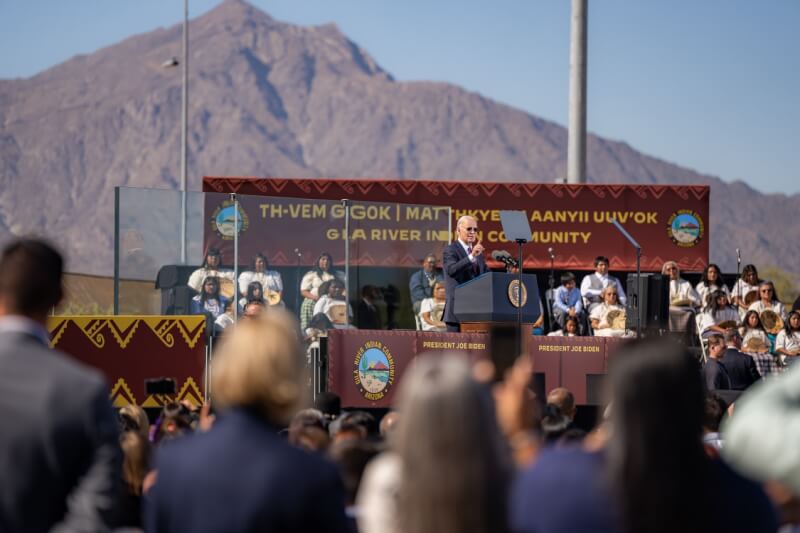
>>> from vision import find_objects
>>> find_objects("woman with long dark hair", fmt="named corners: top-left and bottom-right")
top-left (510, 339), bottom-right (777, 533)
top-left (695, 263), bottom-right (729, 310)
top-left (237, 253), bottom-right (283, 305)
top-left (190, 276), bottom-right (228, 320)
top-left (299, 252), bottom-right (345, 330)
top-left (732, 264), bottom-right (761, 315)
top-left (698, 289), bottom-right (740, 337)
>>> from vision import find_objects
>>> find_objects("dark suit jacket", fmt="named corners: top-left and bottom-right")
top-left (0, 328), bottom-right (121, 533)
top-left (721, 347), bottom-right (761, 390)
top-left (702, 358), bottom-right (732, 391)
top-left (146, 408), bottom-right (349, 533)
top-left (442, 241), bottom-right (488, 324)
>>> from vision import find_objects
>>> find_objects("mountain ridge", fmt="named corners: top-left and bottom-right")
top-left (0, 0), bottom-right (797, 279)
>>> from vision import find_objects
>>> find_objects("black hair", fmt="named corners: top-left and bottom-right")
top-left (700, 263), bottom-right (723, 286)
top-left (200, 276), bottom-right (221, 304)
top-left (312, 252), bottom-right (334, 276)
top-left (703, 393), bottom-right (727, 433)
top-left (251, 252), bottom-right (268, 271)
top-left (742, 310), bottom-right (766, 333)
top-left (560, 272), bottom-right (576, 285)
top-left (785, 310), bottom-right (800, 335)
top-left (202, 247), bottom-right (221, 268)
top-left (0, 239), bottom-right (64, 315)
top-left (594, 256), bottom-right (609, 267)
top-left (246, 281), bottom-right (264, 302)
top-left (314, 392), bottom-right (342, 419)
top-left (606, 338), bottom-right (708, 533)
top-left (709, 289), bottom-right (733, 315)
top-left (740, 264), bottom-right (760, 284)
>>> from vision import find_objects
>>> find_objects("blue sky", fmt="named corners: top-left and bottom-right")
top-left (2, 0), bottom-right (798, 195)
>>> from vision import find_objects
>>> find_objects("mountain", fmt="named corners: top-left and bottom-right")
top-left (1, 0), bottom-right (797, 278)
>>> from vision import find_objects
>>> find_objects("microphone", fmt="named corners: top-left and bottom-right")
top-left (491, 250), bottom-right (519, 268)
top-left (736, 248), bottom-right (741, 263)
top-left (548, 247), bottom-right (555, 260)
top-left (294, 248), bottom-right (302, 257)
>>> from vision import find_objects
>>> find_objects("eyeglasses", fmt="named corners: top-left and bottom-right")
top-left (464, 227), bottom-right (478, 232)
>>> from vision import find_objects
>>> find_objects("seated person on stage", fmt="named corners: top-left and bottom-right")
top-left (214, 300), bottom-right (236, 335)
top-left (299, 252), bottom-right (346, 331)
top-left (698, 290), bottom-right (740, 338)
top-left (552, 272), bottom-right (585, 334)
top-left (739, 310), bottom-right (773, 354)
top-left (748, 281), bottom-right (787, 320)
top-left (731, 263), bottom-right (761, 316)
top-left (239, 281), bottom-right (268, 311)
top-left (580, 255), bottom-right (627, 313)
top-left (662, 260), bottom-right (701, 335)
top-left (313, 279), bottom-right (353, 328)
top-left (589, 285), bottom-right (630, 337)
top-left (238, 253), bottom-right (283, 305)
top-left (547, 316), bottom-right (580, 337)
top-left (419, 281), bottom-right (447, 332)
top-left (695, 263), bottom-right (730, 311)
top-left (409, 254), bottom-right (443, 329)
top-left (190, 276), bottom-right (228, 320)
top-left (774, 311), bottom-right (800, 365)
top-left (187, 248), bottom-right (235, 293)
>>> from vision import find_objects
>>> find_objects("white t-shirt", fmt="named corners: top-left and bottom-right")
top-left (775, 330), bottom-right (800, 354)
top-left (419, 298), bottom-right (446, 332)
top-left (238, 270), bottom-right (283, 294)
top-left (300, 270), bottom-right (346, 298)
top-left (748, 300), bottom-right (787, 320)
top-left (669, 278), bottom-right (701, 308)
top-left (698, 307), bottom-right (740, 334)
top-left (187, 267), bottom-right (235, 292)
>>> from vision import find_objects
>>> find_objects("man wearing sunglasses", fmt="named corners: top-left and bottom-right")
top-left (442, 215), bottom-right (488, 332)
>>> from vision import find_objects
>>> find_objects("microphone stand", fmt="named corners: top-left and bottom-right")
top-left (294, 249), bottom-right (303, 317)
top-left (548, 251), bottom-right (556, 329)
top-left (736, 251), bottom-right (742, 311)
top-left (515, 239), bottom-right (526, 357)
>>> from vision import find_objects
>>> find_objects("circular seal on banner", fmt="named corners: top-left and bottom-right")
top-left (667, 210), bottom-right (704, 248)
top-left (210, 201), bottom-right (249, 240)
top-left (507, 279), bottom-right (528, 308)
top-left (353, 341), bottom-right (395, 401)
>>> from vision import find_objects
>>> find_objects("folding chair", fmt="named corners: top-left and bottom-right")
top-left (695, 313), bottom-right (708, 363)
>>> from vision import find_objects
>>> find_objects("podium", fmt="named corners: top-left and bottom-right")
top-left (454, 272), bottom-right (540, 333)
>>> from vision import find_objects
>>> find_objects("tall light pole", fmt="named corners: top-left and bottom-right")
top-left (567, 0), bottom-right (588, 184)
top-left (180, 0), bottom-right (188, 264)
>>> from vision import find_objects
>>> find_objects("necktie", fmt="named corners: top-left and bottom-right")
top-left (467, 246), bottom-right (478, 274)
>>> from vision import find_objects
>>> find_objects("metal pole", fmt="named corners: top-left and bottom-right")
top-left (232, 193), bottom-right (239, 321)
top-left (342, 199), bottom-right (351, 327)
top-left (567, 0), bottom-right (588, 184)
top-left (113, 187), bottom-right (120, 315)
top-left (179, 0), bottom-right (188, 264)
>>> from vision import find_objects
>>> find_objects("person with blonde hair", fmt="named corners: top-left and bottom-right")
top-left (146, 310), bottom-right (348, 532)
top-left (357, 353), bottom-right (511, 533)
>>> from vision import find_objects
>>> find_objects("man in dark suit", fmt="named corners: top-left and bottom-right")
top-left (0, 239), bottom-right (121, 533)
top-left (721, 328), bottom-right (761, 391)
top-left (443, 215), bottom-right (489, 332)
top-left (702, 334), bottom-right (732, 391)
top-left (409, 253), bottom-right (443, 328)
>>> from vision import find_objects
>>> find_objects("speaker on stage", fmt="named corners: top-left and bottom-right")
top-left (626, 273), bottom-right (669, 334)
top-left (156, 265), bottom-right (198, 315)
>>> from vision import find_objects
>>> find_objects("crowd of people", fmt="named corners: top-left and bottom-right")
top-left (4, 237), bottom-right (800, 532)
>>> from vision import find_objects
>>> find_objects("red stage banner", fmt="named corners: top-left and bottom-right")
top-left (202, 193), bottom-right (450, 268)
top-left (327, 329), bottom-right (490, 408)
top-left (327, 329), bottom-right (619, 408)
top-left (47, 316), bottom-right (207, 408)
top-left (203, 177), bottom-right (709, 272)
